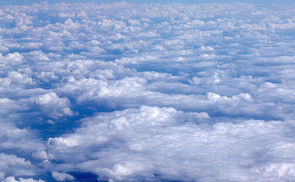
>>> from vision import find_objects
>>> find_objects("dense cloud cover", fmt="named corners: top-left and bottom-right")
top-left (1, 1), bottom-right (295, 181)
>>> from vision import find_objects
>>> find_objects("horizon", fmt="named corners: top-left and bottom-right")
top-left (1, 0), bottom-right (295, 5)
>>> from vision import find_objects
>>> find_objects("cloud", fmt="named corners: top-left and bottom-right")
top-left (0, 52), bottom-right (24, 66)
top-left (46, 106), bottom-right (295, 181)
top-left (0, 153), bottom-right (38, 180)
top-left (0, 122), bottom-right (43, 152)
top-left (51, 171), bottom-right (74, 181)
top-left (29, 92), bottom-right (73, 118)
top-left (1, 1), bottom-right (295, 181)
top-left (2, 176), bottom-right (45, 182)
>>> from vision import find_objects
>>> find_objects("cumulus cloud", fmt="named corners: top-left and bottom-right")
top-left (0, 153), bottom-right (38, 180)
top-left (1, 1), bottom-right (295, 181)
top-left (51, 171), bottom-right (74, 181)
top-left (45, 106), bottom-right (295, 181)
top-left (0, 52), bottom-right (24, 66)
top-left (2, 176), bottom-right (45, 182)
top-left (29, 92), bottom-right (73, 118)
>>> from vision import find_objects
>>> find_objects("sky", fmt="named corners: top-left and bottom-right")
top-left (1, 1), bottom-right (295, 182)
top-left (1, 0), bottom-right (295, 5)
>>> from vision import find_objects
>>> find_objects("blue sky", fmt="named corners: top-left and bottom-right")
top-left (1, 0), bottom-right (295, 5)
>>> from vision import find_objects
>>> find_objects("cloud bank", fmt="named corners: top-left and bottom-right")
top-left (1, 2), bottom-right (295, 181)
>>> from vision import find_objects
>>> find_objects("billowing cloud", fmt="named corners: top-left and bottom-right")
top-left (46, 106), bottom-right (295, 181)
top-left (0, 153), bottom-right (38, 180)
top-left (1, 1), bottom-right (295, 181)
top-left (2, 176), bottom-right (45, 182)
top-left (51, 171), bottom-right (74, 181)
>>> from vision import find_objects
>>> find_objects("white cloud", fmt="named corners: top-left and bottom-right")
top-left (29, 92), bottom-right (73, 118)
top-left (0, 153), bottom-right (37, 179)
top-left (1, 1), bottom-right (295, 181)
top-left (2, 177), bottom-right (45, 182)
top-left (46, 107), bottom-right (295, 181)
top-left (0, 52), bottom-right (24, 66)
top-left (0, 120), bottom-right (44, 153)
top-left (51, 171), bottom-right (74, 181)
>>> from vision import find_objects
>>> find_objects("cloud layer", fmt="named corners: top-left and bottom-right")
top-left (1, 2), bottom-right (295, 181)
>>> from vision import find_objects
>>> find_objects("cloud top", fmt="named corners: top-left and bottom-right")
top-left (1, 2), bottom-right (295, 181)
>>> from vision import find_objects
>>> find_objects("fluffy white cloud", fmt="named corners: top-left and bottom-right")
top-left (46, 106), bottom-right (295, 181)
top-left (29, 92), bottom-right (73, 118)
top-left (0, 52), bottom-right (24, 66)
top-left (51, 171), bottom-right (74, 181)
top-left (1, 1), bottom-right (295, 181)
top-left (2, 176), bottom-right (45, 182)
top-left (0, 153), bottom-right (38, 180)
top-left (0, 121), bottom-right (44, 152)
